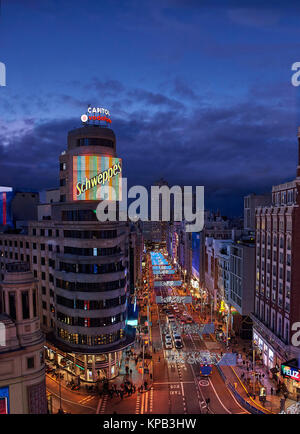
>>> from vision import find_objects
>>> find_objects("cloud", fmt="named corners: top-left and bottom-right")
top-left (0, 79), bottom-right (298, 217)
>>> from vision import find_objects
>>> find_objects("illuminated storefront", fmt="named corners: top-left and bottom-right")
top-left (281, 359), bottom-right (300, 401)
top-left (45, 344), bottom-right (123, 382)
top-left (253, 330), bottom-right (277, 368)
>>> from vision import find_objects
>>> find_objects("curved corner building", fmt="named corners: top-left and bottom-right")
top-left (46, 122), bottom-right (133, 381)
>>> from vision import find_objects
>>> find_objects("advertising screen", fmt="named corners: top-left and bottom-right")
top-left (0, 191), bottom-right (14, 226)
top-left (281, 364), bottom-right (300, 382)
top-left (73, 155), bottom-right (122, 201)
top-left (0, 386), bottom-right (9, 414)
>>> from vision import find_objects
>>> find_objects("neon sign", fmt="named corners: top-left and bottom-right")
top-left (81, 107), bottom-right (111, 124)
top-left (73, 155), bottom-right (122, 201)
top-left (281, 364), bottom-right (300, 382)
top-left (76, 161), bottom-right (121, 196)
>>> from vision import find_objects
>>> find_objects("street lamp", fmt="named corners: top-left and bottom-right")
top-left (56, 362), bottom-right (63, 414)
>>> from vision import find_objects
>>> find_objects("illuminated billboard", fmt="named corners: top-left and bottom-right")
top-left (73, 155), bottom-right (122, 201)
top-left (0, 191), bottom-right (14, 226)
top-left (281, 363), bottom-right (300, 382)
top-left (0, 386), bottom-right (9, 414)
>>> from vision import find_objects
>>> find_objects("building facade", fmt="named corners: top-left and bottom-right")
top-left (0, 122), bottom-right (135, 383)
top-left (251, 129), bottom-right (300, 400)
top-left (0, 262), bottom-right (47, 414)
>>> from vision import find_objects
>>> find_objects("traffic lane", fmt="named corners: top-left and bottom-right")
top-left (189, 364), bottom-right (231, 414)
top-left (209, 367), bottom-right (248, 414)
top-left (46, 376), bottom-right (97, 414)
top-left (180, 334), bottom-right (232, 414)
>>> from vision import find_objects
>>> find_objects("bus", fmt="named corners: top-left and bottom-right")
top-left (199, 363), bottom-right (213, 377)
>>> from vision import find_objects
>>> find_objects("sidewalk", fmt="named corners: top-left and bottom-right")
top-left (45, 340), bottom-right (149, 398)
top-left (218, 336), bottom-right (298, 414)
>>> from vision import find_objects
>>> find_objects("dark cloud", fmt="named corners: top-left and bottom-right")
top-left (128, 89), bottom-right (183, 109)
top-left (1, 80), bottom-right (298, 217)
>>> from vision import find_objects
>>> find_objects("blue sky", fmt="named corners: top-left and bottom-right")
top-left (1, 0), bottom-right (300, 215)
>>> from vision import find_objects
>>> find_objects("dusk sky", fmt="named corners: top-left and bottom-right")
top-left (1, 0), bottom-right (300, 215)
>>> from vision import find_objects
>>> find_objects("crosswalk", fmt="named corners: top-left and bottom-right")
top-left (135, 388), bottom-right (154, 414)
top-left (78, 395), bottom-right (94, 405)
top-left (96, 395), bottom-right (108, 414)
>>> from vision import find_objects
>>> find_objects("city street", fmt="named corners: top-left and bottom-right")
top-left (83, 249), bottom-right (251, 415)
top-left (45, 249), bottom-right (284, 415)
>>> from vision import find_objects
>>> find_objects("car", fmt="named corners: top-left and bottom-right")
top-left (165, 341), bottom-right (173, 349)
top-left (165, 334), bottom-right (172, 342)
top-left (175, 340), bottom-right (183, 349)
top-left (173, 333), bottom-right (181, 340)
top-left (185, 317), bottom-right (193, 323)
top-left (168, 315), bottom-right (175, 322)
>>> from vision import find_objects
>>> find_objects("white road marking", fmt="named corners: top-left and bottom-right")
top-left (209, 378), bottom-right (231, 414)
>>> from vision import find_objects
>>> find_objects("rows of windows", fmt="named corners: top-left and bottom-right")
top-left (59, 261), bottom-right (124, 274)
top-left (64, 246), bottom-right (121, 257)
top-left (56, 294), bottom-right (126, 310)
top-left (76, 137), bottom-right (114, 148)
top-left (57, 328), bottom-right (124, 346)
top-left (63, 230), bottom-right (118, 239)
top-left (0, 239), bottom-right (57, 251)
top-left (57, 311), bottom-right (123, 327)
top-left (272, 189), bottom-right (297, 206)
top-left (61, 210), bottom-right (98, 222)
top-left (56, 278), bottom-right (126, 292)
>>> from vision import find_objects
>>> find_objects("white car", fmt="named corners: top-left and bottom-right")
top-left (165, 334), bottom-right (172, 342)
top-left (165, 340), bottom-right (173, 349)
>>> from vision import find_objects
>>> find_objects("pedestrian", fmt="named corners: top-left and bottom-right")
top-left (130, 369), bottom-right (132, 376)
top-left (158, 356), bottom-right (160, 362)
top-left (120, 390), bottom-right (124, 400)
top-left (271, 387), bottom-right (273, 395)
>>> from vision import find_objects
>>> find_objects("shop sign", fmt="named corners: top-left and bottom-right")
top-left (281, 364), bottom-right (300, 382)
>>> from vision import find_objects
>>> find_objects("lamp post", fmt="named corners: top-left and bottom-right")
top-left (56, 363), bottom-right (63, 414)
top-left (253, 347), bottom-right (256, 396)
top-left (141, 339), bottom-right (145, 390)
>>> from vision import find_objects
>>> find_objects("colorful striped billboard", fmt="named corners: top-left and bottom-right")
top-left (0, 191), bottom-right (13, 226)
top-left (73, 155), bottom-right (122, 201)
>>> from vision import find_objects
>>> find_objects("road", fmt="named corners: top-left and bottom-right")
top-left (46, 249), bottom-right (249, 415)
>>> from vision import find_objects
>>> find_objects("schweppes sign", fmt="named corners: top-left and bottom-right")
top-left (76, 161), bottom-right (121, 196)
top-left (73, 155), bottom-right (122, 201)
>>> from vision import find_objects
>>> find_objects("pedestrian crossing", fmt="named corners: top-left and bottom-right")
top-left (96, 395), bottom-right (108, 414)
top-left (135, 388), bottom-right (153, 414)
top-left (79, 395), bottom-right (94, 405)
